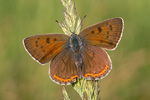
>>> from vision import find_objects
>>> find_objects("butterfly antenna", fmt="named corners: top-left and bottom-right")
top-left (80, 15), bottom-right (86, 26)
top-left (82, 15), bottom-right (87, 22)
top-left (55, 20), bottom-right (60, 24)
top-left (75, 15), bottom-right (87, 33)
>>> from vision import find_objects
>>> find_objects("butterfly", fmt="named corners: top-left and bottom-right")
top-left (23, 18), bottom-right (124, 85)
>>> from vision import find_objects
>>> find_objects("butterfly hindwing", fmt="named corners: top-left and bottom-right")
top-left (23, 34), bottom-right (69, 64)
top-left (81, 45), bottom-right (112, 80)
top-left (49, 48), bottom-right (80, 85)
top-left (79, 18), bottom-right (124, 50)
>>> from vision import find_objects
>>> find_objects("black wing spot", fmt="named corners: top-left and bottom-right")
top-left (92, 31), bottom-right (95, 33)
top-left (110, 25), bottom-right (112, 30)
top-left (98, 27), bottom-right (102, 33)
top-left (35, 41), bottom-right (38, 44)
top-left (100, 40), bottom-right (103, 43)
top-left (108, 42), bottom-right (114, 45)
top-left (46, 38), bottom-right (50, 43)
top-left (54, 38), bottom-right (57, 41)
top-left (35, 41), bottom-right (38, 47)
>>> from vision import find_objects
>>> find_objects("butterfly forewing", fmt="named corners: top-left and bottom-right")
top-left (23, 34), bottom-right (69, 64)
top-left (81, 45), bottom-right (111, 80)
top-left (49, 48), bottom-right (79, 85)
top-left (79, 18), bottom-right (124, 50)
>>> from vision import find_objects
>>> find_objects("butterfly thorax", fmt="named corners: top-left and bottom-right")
top-left (69, 33), bottom-right (82, 54)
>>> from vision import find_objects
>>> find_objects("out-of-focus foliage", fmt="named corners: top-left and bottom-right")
top-left (0, 0), bottom-right (150, 100)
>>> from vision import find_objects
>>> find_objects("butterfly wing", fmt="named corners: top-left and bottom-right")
top-left (81, 45), bottom-right (111, 80)
top-left (49, 48), bottom-right (80, 85)
top-left (23, 34), bottom-right (69, 64)
top-left (79, 18), bottom-right (124, 50)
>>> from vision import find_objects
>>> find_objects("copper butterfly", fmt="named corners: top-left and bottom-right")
top-left (23, 18), bottom-right (124, 85)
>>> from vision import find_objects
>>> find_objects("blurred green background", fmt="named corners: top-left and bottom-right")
top-left (0, 0), bottom-right (150, 100)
